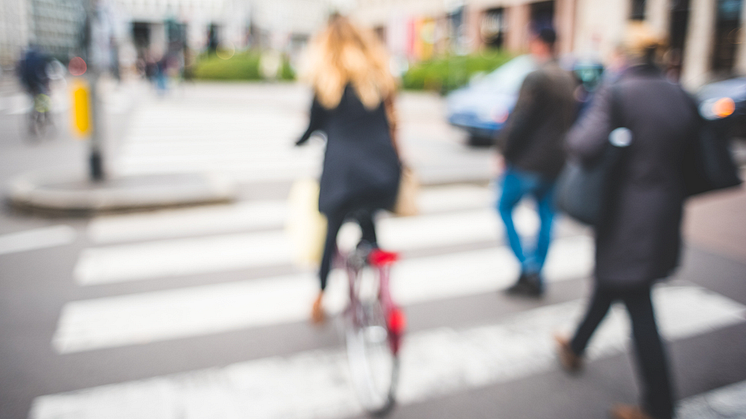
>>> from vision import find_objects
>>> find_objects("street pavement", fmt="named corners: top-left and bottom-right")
top-left (0, 81), bottom-right (745, 419)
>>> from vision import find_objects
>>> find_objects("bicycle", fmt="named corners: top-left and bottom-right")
top-left (338, 242), bottom-right (406, 415)
top-left (26, 92), bottom-right (53, 141)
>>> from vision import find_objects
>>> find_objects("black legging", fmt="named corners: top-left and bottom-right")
top-left (570, 284), bottom-right (674, 419)
top-left (318, 209), bottom-right (377, 291)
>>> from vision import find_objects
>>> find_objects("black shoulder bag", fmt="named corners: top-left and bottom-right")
top-left (555, 85), bottom-right (629, 226)
top-left (683, 96), bottom-right (742, 197)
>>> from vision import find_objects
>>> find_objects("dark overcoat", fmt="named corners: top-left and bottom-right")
top-left (566, 65), bottom-right (699, 288)
top-left (297, 85), bottom-right (401, 216)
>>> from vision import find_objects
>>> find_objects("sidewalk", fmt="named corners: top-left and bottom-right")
top-left (7, 170), bottom-right (236, 214)
top-left (2, 78), bottom-right (238, 214)
top-left (684, 171), bottom-right (746, 264)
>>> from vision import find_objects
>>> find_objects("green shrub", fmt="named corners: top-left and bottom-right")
top-left (280, 59), bottom-right (296, 81)
top-left (402, 50), bottom-right (513, 93)
top-left (194, 51), bottom-right (296, 81)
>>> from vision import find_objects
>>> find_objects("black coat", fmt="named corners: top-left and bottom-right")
top-left (566, 65), bottom-right (699, 288)
top-left (497, 59), bottom-right (577, 179)
top-left (297, 86), bottom-right (401, 216)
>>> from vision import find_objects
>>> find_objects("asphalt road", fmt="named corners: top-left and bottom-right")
top-left (0, 80), bottom-right (745, 419)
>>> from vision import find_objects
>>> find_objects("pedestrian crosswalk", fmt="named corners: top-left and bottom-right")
top-left (32, 180), bottom-right (746, 418)
top-left (86, 185), bottom-right (493, 244)
top-left (74, 185), bottom-right (539, 285)
top-left (34, 284), bottom-right (746, 419)
top-left (113, 102), bottom-right (323, 183)
top-left (56, 236), bottom-right (594, 354)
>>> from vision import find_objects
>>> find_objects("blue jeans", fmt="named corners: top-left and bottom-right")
top-left (497, 167), bottom-right (556, 281)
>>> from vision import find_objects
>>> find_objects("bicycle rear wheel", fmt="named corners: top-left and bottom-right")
top-left (344, 268), bottom-right (398, 415)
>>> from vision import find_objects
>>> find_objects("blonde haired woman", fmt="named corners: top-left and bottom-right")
top-left (296, 15), bottom-right (401, 323)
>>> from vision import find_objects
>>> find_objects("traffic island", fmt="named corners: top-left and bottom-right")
top-left (6, 170), bottom-right (237, 215)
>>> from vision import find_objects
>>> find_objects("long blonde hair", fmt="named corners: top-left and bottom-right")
top-left (303, 15), bottom-right (397, 110)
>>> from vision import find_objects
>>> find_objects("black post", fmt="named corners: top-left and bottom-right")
top-left (84, 0), bottom-right (105, 181)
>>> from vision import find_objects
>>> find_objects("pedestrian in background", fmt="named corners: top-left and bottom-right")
top-left (296, 15), bottom-right (401, 323)
top-left (554, 23), bottom-right (699, 419)
top-left (495, 28), bottom-right (576, 297)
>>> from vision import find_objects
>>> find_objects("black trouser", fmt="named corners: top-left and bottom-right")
top-left (318, 209), bottom-right (377, 291)
top-left (570, 284), bottom-right (674, 419)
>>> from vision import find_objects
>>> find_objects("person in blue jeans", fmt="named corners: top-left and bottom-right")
top-left (498, 168), bottom-right (556, 292)
top-left (495, 28), bottom-right (576, 296)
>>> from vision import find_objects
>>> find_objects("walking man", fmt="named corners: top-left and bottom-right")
top-left (495, 28), bottom-right (576, 296)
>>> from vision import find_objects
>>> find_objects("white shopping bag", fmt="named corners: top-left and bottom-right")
top-left (285, 179), bottom-right (327, 267)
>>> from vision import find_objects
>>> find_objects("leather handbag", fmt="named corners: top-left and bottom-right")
top-left (555, 139), bottom-right (628, 226)
top-left (683, 103), bottom-right (742, 197)
top-left (384, 94), bottom-right (420, 217)
top-left (393, 166), bottom-right (419, 216)
top-left (555, 85), bottom-right (628, 226)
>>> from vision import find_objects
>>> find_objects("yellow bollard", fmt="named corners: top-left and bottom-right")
top-left (70, 78), bottom-right (92, 138)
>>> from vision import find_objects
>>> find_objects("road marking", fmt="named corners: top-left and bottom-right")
top-left (416, 184), bottom-right (493, 213)
top-left (0, 226), bottom-right (76, 256)
top-left (35, 286), bottom-right (746, 419)
top-left (56, 236), bottom-right (593, 353)
top-left (86, 185), bottom-right (494, 244)
top-left (117, 162), bottom-right (321, 183)
top-left (75, 208), bottom-right (538, 285)
top-left (88, 201), bottom-right (289, 244)
top-left (114, 105), bottom-right (312, 182)
top-left (678, 380), bottom-right (746, 419)
top-left (74, 230), bottom-right (293, 285)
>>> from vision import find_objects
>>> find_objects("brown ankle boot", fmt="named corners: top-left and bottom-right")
top-left (609, 404), bottom-right (655, 419)
top-left (310, 293), bottom-right (325, 324)
top-left (554, 334), bottom-right (582, 373)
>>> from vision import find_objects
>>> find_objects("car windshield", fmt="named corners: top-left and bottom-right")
top-left (479, 55), bottom-right (537, 94)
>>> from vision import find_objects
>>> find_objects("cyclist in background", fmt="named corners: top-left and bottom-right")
top-left (17, 46), bottom-right (53, 138)
top-left (17, 47), bottom-right (51, 101)
top-left (296, 15), bottom-right (402, 323)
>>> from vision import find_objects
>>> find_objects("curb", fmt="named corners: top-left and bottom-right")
top-left (6, 169), bottom-right (237, 215)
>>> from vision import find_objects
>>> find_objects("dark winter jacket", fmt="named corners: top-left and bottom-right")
top-left (297, 85), bottom-right (401, 216)
top-left (566, 64), bottom-right (699, 288)
top-left (497, 59), bottom-right (576, 179)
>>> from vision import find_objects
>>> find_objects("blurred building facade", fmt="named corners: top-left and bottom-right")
top-left (0, 0), bottom-right (28, 68)
top-left (0, 0), bottom-right (85, 68)
top-left (352, 0), bottom-right (746, 89)
top-left (112, 0), bottom-right (331, 59)
top-left (29, 0), bottom-right (85, 59)
top-left (0, 0), bottom-right (333, 70)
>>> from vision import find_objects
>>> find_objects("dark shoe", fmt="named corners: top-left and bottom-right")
top-left (609, 404), bottom-right (655, 419)
top-left (522, 273), bottom-right (544, 297)
top-left (554, 334), bottom-right (582, 373)
top-left (503, 272), bottom-right (529, 295)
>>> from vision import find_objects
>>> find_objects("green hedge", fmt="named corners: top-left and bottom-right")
top-left (193, 51), bottom-right (295, 81)
top-left (402, 50), bottom-right (513, 92)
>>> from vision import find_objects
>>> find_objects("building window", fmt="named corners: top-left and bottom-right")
top-left (530, 1), bottom-right (555, 33)
top-left (481, 8), bottom-right (505, 49)
top-left (630, 0), bottom-right (646, 20)
top-left (712, 0), bottom-right (743, 72)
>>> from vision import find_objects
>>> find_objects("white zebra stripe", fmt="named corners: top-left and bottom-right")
top-left (86, 185), bottom-right (493, 244)
top-left (0, 226), bottom-right (77, 256)
top-left (75, 208), bottom-right (539, 285)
